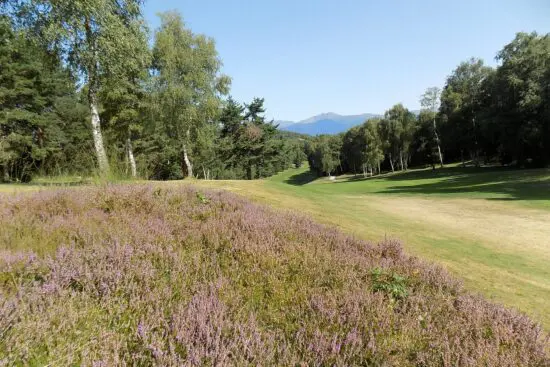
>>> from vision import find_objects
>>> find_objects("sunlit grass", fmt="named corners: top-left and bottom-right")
top-left (190, 164), bottom-right (550, 328)
top-left (2, 164), bottom-right (549, 329)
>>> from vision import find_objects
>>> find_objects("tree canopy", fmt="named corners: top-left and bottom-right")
top-left (1, 2), bottom-right (549, 182)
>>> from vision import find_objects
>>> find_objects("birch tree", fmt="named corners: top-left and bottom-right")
top-left (362, 120), bottom-right (384, 176)
top-left (152, 11), bottom-right (230, 178)
top-left (384, 104), bottom-right (416, 170)
top-left (16, 0), bottom-right (148, 175)
top-left (420, 87), bottom-right (444, 167)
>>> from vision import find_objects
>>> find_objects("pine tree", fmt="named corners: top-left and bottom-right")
top-left (0, 16), bottom-right (89, 182)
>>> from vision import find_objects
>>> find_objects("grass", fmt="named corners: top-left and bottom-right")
top-left (189, 164), bottom-right (550, 328)
top-left (2, 165), bottom-right (549, 329)
top-left (1, 185), bottom-right (548, 365)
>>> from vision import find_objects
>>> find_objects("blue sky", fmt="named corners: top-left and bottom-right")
top-left (143, 0), bottom-right (550, 121)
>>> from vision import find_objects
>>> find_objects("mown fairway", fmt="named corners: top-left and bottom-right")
top-left (191, 165), bottom-right (550, 327)
top-left (2, 165), bottom-right (549, 329)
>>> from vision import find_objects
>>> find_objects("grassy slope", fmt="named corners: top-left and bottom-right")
top-left (2, 185), bottom-right (548, 365)
top-left (191, 165), bottom-right (550, 328)
top-left (2, 165), bottom-right (549, 327)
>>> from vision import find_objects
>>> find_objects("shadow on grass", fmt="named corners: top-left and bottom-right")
top-left (37, 181), bottom-right (90, 187)
top-left (283, 170), bottom-right (318, 186)
top-left (338, 166), bottom-right (550, 202)
top-left (0, 179), bottom-right (90, 191)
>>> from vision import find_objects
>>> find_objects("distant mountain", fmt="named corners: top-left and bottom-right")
top-left (277, 112), bottom-right (380, 135)
top-left (274, 120), bottom-right (295, 128)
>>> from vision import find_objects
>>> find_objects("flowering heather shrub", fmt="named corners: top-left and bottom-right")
top-left (0, 185), bottom-right (548, 366)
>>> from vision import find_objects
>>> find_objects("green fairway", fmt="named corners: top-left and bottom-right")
top-left (2, 165), bottom-right (549, 328)
top-left (192, 165), bottom-right (550, 328)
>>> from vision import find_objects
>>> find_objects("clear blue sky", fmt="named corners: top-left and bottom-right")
top-left (143, 0), bottom-right (550, 121)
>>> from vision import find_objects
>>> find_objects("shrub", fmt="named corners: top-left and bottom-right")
top-left (0, 185), bottom-right (548, 365)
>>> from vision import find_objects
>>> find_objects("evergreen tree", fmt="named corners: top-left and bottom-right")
top-left (0, 16), bottom-right (89, 182)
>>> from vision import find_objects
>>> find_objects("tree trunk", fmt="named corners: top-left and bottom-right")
top-left (182, 142), bottom-right (193, 178)
top-left (399, 151), bottom-right (404, 171)
top-left (472, 115), bottom-right (480, 167)
top-left (432, 117), bottom-right (444, 167)
top-left (89, 93), bottom-right (109, 175)
top-left (85, 18), bottom-right (109, 176)
top-left (389, 154), bottom-right (395, 172)
top-left (2, 165), bottom-right (9, 182)
top-left (127, 137), bottom-right (137, 178)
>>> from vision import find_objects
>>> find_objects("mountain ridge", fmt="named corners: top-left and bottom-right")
top-left (276, 112), bottom-right (381, 135)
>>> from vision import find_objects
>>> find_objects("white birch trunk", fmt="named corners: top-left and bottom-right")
top-left (89, 96), bottom-right (109, 175)
top-left (433, 118), bottom-right (444, 167)
top-left (127, 137), bottom-right (137, 178)
top-left (389, 153), bottom-right (394, 172)
top-left (182, 142), bottom-right (193, 178)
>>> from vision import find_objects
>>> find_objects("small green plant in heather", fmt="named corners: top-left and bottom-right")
top-left (370, 267), bottom-right (408, 300)
top-left (196, 191), bottom-right (210, 204)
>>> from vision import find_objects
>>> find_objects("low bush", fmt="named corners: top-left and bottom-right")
top-left (0, 185), bottom-right (548, 365)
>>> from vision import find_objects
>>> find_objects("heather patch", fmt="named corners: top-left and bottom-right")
top-left (0, 185), bottom-right (548, 366)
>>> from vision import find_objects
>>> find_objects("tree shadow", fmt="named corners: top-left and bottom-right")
top-left (332, 166), bottom-right (550, 202)
top-left (377, 167), bottom-right (550, 202)
top-left (37, 180), bottom-right (90, 187)
top-left (283, 170), bottom-right (318, 186)
top-left (0, 178), bottom-right (91, 190)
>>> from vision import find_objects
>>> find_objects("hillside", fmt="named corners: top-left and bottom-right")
top-left (192, 164), bottom-right (550, 329)
top-left (1, 185), bottom-right (548, 365)
top-left (278, 112), bottom-right (380, 135)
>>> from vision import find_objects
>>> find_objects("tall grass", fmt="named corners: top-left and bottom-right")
top-left (0, 185), bottom-right (548, 365)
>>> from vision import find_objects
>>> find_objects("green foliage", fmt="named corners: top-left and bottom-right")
top-left (196, 191), bottom-right (210, 204)
top-left (322, 33), bottom-right (550, 177)
top-left (16, 0), bottom-right (149, 87)
top-left (439, 58), bottom-right (494, 166)
top-left (370, 267), bottom-right (408, 300)
top-left (0, 16), bottom-right (92, 182)
top-left (341, 119), bottom-right (384, 175)
top-left (13, 0), bottom-right (150, 174)
top-left (149, 11), bottom-right (230, 178)
top-left (492, 32), bottom-right (550, 166)
top-left (216, 97), bottom-right (300, 179)
top-left (306, 135), bottom-right (342, 176)
top-left (3, 1), bottom-right (549, 182)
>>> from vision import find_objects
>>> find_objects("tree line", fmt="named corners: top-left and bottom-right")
top-left (2, 1), bottom-right (548, 182)
top-left (306, 32), bottom-right (550, 177)
top-left (1, 2), bottom-right (305, 182)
